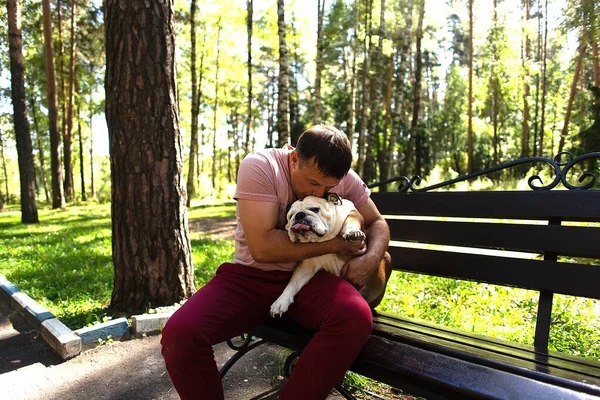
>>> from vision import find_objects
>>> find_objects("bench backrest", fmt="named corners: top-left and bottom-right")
top-left (370, 189), bottom-right (600, 350)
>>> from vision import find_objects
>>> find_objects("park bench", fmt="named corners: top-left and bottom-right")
top-left (221, 152), bottom-right (600, 399)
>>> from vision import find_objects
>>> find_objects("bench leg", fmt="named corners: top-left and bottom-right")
top-left (219, 334), bottom-right (267, 379)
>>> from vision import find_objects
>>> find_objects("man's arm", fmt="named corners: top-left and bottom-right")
top-left (341, 198), bottom-right (390, 288)
top-left (238, 199), bottom-right (364, 263)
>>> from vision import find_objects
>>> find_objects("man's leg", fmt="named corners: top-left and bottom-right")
top-left (280, 271), bottom-right (373, 400)
top-left (161, 263), bottom-right (290, 400)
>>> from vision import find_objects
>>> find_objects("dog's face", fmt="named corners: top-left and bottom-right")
top-left (285, 194), bottom-right (345, 244)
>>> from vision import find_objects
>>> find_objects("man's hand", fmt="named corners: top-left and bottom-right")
top-left (332, 235), bottom-right (366, 256)
top-left (340, 253), bottom-right (379, 290)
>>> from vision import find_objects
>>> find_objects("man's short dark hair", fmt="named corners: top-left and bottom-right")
top-left (296, 125), bottom-right (352, 180)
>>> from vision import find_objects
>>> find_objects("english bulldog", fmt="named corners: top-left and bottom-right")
top-left (270, 193), bottom-right (386, 317)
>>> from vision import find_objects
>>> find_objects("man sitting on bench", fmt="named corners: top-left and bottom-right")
top-left (161, 125), bottom-right (391, 399)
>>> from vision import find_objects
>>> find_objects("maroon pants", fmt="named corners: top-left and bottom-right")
top-left (161, 263), bottom-right (373, 400)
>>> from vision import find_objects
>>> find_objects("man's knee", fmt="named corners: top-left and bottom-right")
top-left (161, 308), bottom-right (212, 364)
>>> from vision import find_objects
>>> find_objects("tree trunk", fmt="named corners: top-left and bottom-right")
top-left (0, 126), bottom-right (6, 208)
top-left (467, 0), bottom-right (473, 173)
top-left (538, 0), bottom-right (548, 157)
top-left (357, 0), bottom-right (373, 176)
top-left (276, 0), bottom-right (290, 146)
top-left (379, 55), bottom-right (394, 185)
top-left (408, 0), bottom-right (425, 177)
top-left (245, 0), bottom-right (253, 155)
top-left (8, 0), bottom-right (39, 223)
top-left (492, 0), bottom-right (499, 166)
top-left (396, 0), bottom-right (413, 176)
top-left (558, 29), bottom-right (586, 154)
top-left (28, 80), bottom-right (51, 203)
top-left (77, 76), bottom-right (86, 201)
top-left (57, 0), bottom-right (67, 176)
top-left (63, 0), bottom-right (76, 200)
top-left (347, 0), bottom-right (359, 149)
top-left (212, 21), bottom-right (222, 191)
top-left (42, 0), bottom-right (66, 210)
top-left (89, 92), bottom-right (96, 199)
top-left (187, 0), bottom-right (198, 207)
top-left (314, 0), bottom-right (326, 123)
top-left (521, 0), bottom-right (531, 158)
top-left (105, 0), bottom-right (195, 312)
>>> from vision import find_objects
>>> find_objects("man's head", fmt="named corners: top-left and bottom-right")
top-left (289, 125), bottom-right (352, 199)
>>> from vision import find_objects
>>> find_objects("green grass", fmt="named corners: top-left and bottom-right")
top-left (1, 201), bottom-right (598, 362)
top-left (0, 201), bottom-right (235, 329)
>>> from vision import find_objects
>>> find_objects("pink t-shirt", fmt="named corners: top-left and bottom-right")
top-left (233, 147), bottom-right (371, 271)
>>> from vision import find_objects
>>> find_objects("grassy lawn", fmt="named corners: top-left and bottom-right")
top-left (0, 201), bottom-right (598, 362)
top-left (0, 201), bottom-right (235, 329)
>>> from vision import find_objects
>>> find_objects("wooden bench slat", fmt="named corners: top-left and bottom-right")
top-left (373, 314), bottom-right (600, 383)
top-left (387, 246), bottom-right (600, 299)
top-left (374, 312), bottom-right (600, 373)
top-left (371, 191), bottom-right (600, 221)
top-left (387, 219), bottom-right (600, 258)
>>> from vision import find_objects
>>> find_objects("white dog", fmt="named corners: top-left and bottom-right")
top-left (270, 193), bottom-right (376, 317)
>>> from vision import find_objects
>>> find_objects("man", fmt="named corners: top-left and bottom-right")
top-left (161, 125), bottom-right (391, 399)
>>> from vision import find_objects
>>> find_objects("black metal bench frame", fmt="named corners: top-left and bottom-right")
top-left (221, 152), bottom-right (600, 399)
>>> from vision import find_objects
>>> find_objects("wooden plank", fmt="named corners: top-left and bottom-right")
top-left (372, 312), bottom-right (600, 380)
top-left (387, 219), bottom-right (600, 258)
top-left (387, 247), bottom-right (600, 299)
top-left (371, 191), bottom-right (600, 222)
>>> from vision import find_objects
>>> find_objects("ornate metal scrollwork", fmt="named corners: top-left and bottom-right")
top-left (368, 152), bottom-right (600, 192)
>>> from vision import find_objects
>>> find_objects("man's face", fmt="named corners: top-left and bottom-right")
top-left (289, 151), bottom-right (340, 199)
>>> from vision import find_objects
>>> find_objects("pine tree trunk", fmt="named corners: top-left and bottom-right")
top-left (28, 81), bottom-right (50, 203)
top-left (314, 0), bottom-right (326, 123)
top-left (347, 0), bottom-right (359, 149)
top-left (187, 0), bottom-right (198, 207)
top-left (0, 126), bottom-right (9, 204)
top-left (409, 0), bottom-right (425, 177)
top-left (8, 0), bottom-right (39, 223)
top-left (245, 0), bottom-right (253, 155)
top-left (89, 92), bottom-right (96, 199)
top-left (357, 0), bottom-right (373, 177)
top-left (276, 0), bottom-right (290, 146)
top-left (57, 0), bottom-right (67, 175)
top-left (64, 0), bottom-right (76, 200)
top-left (538, 0), bottom-right (548, 157)
top-left (106, 0), bottom-right (195, 312)
top-left (396, 0), bottom-right (413, 176)
top-left (212, 22), bottom-right (222, 191)
top-left (558, 29), bottom-right (586, 154)
top-left (77, 76), bottom-right (86, 201)
top-left (467, 0), bottom-right (474, 173)
top-left (521, 0), bottom-right (531, 158)
top-left (42, 0), bottom-right (66, 210)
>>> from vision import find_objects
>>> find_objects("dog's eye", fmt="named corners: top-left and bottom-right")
top-left (309, 207), bottom-right (319, 213)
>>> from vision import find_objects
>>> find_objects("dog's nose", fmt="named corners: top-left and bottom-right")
top-left (295, 212), bottom-right (306, 221)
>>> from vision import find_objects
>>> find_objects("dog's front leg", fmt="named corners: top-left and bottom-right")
top-left (270, 262), bottom-right (320, 317)
top-left (341, 210), bottom-right (366, 243)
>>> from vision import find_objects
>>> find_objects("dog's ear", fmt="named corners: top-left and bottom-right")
top-left (325, 192), bottom-right (342, 206)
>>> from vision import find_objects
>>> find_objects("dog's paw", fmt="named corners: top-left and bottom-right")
top-left (343, 230), bottom-right (366, 244)
top-left (270, 296), bottom-right (294, 318)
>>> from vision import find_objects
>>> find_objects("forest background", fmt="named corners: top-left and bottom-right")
top-left (0, 0), bottom-right (598, 207)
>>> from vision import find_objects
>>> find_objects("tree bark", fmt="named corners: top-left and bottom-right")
top-left (212, 21), bottom-right (222, 190)
top-left (357, 0), bottom-right (373, 176)
top-left (0, 126), bottom-right (6, 208)
top-left (538, 0), bottom-right (548, 157)
top-left (105, 0), bottom-right (195, 312)
top-left (245, 0), bottom-right (253, 155)
top-left (467, 0), bottom-right (473, 173)
top-left (314, 0), bottom-right (326, 123)
top-left (408, 0), bottom-right (425, 177)
top-left (89, 92), bottom-right (96, 199)
top-left (187, 0), bottom-right (198, 207)
top-left (76, 76), bottom-right (86, 201)
top-left (64, 0), bottom-right (76, 200)
top-left (276, 0), bottom-right (290, 146)
top-left (347, 0), bottom-right (359, 149)
top-left (558, 29), bottom-right (586, 154)
top-left (28, 80), bottom-right (50, 203)
top-left (42, 0), bottom-right (66, 209)
top-left (521, 0), bottom-right (531, 158)
top-left (57, 0), bottom-right (67, 175)
top-left (8, 0), bottom-right (39, 223)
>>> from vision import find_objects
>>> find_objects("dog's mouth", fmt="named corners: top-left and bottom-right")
top-left (290, 221), bottom-right (325, 238)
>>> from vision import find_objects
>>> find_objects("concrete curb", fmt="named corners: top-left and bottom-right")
top-left (0, 273), bottom-right (175, 360)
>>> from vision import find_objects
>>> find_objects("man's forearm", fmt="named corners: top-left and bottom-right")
top-left (251, 229), bottom-right (339, 263)
top-left (365, 217), bottom-right (390, 261)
